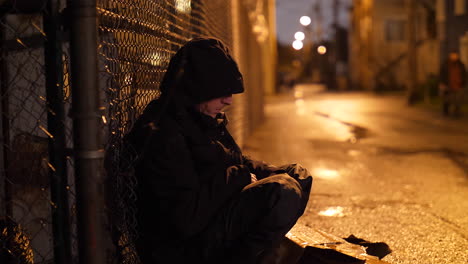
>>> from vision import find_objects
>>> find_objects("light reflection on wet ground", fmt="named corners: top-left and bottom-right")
top-left (293, 85), bottom-right (372, 144)
top-left (318, 206), bottom-right (347, 217)
top-left (313, 168), bottom-right (340, 180)
top-left (244, 84), bottom-right (468, 264)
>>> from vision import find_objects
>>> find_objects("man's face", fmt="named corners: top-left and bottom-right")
top-left (196, 95), bottom-right (233, 117)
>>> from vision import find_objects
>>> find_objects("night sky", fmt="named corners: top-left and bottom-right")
top-left (275, 0), bottom-right (352, 45)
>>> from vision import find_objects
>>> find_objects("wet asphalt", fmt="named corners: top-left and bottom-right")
top-left (242, 84), bottom-right (468, 264)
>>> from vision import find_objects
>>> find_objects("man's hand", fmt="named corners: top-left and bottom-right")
top-left (250, 173), bottom-right (258, 183)
top-left (225, 165), bottom-right (251, 188)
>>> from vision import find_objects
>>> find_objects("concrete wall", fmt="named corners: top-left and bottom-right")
top-left (230, 0), bottom-right (277, 147)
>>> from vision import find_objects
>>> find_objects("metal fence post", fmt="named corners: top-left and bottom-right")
top-left (0, 17), bottom-right (12, 222)
top-left (43, 0), bottom-right (72, 263)
top-left (69, 0), bottom-right (105, 264)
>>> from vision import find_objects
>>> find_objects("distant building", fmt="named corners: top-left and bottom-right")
top-left (350, 0), bottom-right (439, 91)
top-left (438, 0), bottom-right (468, 66)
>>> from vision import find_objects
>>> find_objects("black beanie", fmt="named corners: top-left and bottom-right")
top-left (176, 38), bottom-right (244, 104)
top-left (124, 38), bottom-right (243, 154)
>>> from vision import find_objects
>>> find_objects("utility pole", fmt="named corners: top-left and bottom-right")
top-left (333, 0), bottom-right (339, 30)
top-left (314, 1), bottom-right (323, 42)
top-left (332, 0), bottom-right (339, 90)
top-left (407, 0), bottom-right (418, 104)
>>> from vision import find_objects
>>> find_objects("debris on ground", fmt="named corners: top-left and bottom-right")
top-left (265, 223), bottom-right (392, 264)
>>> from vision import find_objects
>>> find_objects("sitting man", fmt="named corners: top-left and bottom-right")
top-left (125, 37), bottom-right (313, 263)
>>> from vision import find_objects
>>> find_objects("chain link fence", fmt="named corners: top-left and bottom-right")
top-left (98, 1), bottom-right (236, 263)
top-left (0, 0), bottom-right (253, 263)
top-left (1, 1), bottom-right (76, 263)
top-left (1, 0), bottom-right (274, 263)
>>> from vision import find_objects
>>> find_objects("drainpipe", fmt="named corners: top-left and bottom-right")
top-left (68, 0), bottom-right (105, 264)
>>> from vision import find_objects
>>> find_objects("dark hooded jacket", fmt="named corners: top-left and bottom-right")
top-left (125, 38), bottom-right (281, 262)
top-left (440, 59), bottom-right (467, 90)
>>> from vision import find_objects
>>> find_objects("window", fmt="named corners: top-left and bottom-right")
top-left (455, 0), bottom-right (466, 16)
top-left (385, 19), bottom-right (406, 42)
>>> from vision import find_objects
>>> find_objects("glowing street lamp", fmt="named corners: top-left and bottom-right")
top-left (300, 16), bottom-right (311, 26)
top-left (294, 31), bottom-right (305, 41)
top-left (317, 45), bottom-right (327, 55)
top-left (292, 40), bottom-right (304, 50)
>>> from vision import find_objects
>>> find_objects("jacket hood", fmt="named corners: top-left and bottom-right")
top-left (124, 38), bottom-right (243, 156)
top-left (161, 37), bottom-right (244, 105)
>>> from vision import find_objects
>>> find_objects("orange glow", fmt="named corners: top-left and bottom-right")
top-left (317, 45), bottom-right (327, 54)
top-left (313, 168), bottom-right (340, 179)
top-left (294, 90), bottom-right (304, 98)
top-left (318, 206), bottom-right (345, 217)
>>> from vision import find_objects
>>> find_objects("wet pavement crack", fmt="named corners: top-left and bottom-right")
top-left (428, 212), bottom-right (468, 240)
top-left (314, 111), bottom-right (370, 142)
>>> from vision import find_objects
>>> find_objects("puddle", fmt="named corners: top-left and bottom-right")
top-left (313, 168), bottom-right (340, 180)
top-left (314, 111), bottom-right (370, 143)
top-left (347, 125), bottom-right (369, 143)
top-left (318, 206), bottom-right (347, 217)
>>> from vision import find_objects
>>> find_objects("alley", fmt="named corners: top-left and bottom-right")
top-left (243, 84), bottom-right (468, 264)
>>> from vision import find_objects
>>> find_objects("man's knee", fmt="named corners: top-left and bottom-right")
top-left (268, 174), bottom-right (303, 196)
top-left (258, 174), bottom-right (304, 222)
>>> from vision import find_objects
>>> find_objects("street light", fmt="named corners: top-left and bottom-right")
top-left (292, 40), bottom-right (304, 50)
top-left (317, 45), bottom-right (327, 55)
top-left (294, 31), bottom-right (305, 41)
top-left (300, 16), bottom-right (311, 26)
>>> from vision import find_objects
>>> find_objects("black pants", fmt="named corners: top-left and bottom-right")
top-left (190, 164), bottom-right (313, 263)
top-left (442, 90), bottom-right (464, 116)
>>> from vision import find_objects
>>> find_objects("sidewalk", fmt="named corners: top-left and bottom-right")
top-left (269, 223), bottom-right (391, 264)
top-left (244, 85), bottom-right (393, 263)
top-left (242, 84), bottom-right (468, 264)
top-left (415, 96), bottom-right (468, 122)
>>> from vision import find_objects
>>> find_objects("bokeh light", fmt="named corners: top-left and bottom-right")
top-left (294, 31), bottom-right (305, 41)
top-left (299, 16), bottom-right (311, 26)
top-left (317, 45), bottom-right (327, 54)
top-left (292, 40), bottom-right (304, 50)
